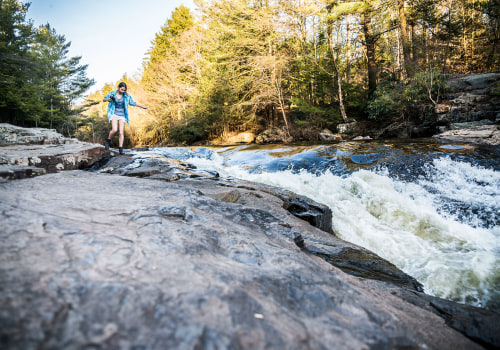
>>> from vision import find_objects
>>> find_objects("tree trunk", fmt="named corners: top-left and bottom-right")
top-left (361, 5), bottom-right (378, 95)
top-left (346, 15), bottom-right (352, 84)
top-left (327, 29), bottom-right (348, 123)
top-left (398, 0), bottom-right (412, 78)
top-left (336, 68), bottom-right (348, 123)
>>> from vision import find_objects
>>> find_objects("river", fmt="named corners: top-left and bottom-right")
top-left (141, 138), bottom-right (500, 312)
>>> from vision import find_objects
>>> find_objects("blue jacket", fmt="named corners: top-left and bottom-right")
top-left (104, 90), bottom-right (137, 124)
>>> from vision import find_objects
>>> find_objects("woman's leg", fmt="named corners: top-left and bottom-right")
top-left (108, 118), bottom-right (118, 140)
top-left (118, 120), bottom-right (125, 147)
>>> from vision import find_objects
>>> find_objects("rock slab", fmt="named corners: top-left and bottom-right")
top-left (433, 124), bottom-right (500, 146)
top-left (0, 123), bottom-right (110, 180)
top-left (1, 171), bottom-right (499, 350)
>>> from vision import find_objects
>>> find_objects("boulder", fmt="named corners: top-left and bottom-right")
top-left (94, 154), bottom-right (332, 233)
top-left (437, 72), bottom-right (500, 125)
top-left (0, 123), bottom-right (110, 180)
top-left (0, 123), bottom-right (67, 145)
top-left (319, 129), bottom-right (342, 142)
top-left (433, 124), bottom-right (500, 146)
top-left (255, 127), bottom-right (293, 144)
top-left (94, 153), bottom-right (218, 181)
top-left (352, 136), bottom-right (372, 141)
top-left (337, 121), bottom-right (358, 134)
top-left (0, 169), bottom-right (499, 349)
top-left (225, 132), bottom-right (256, 144)
top-left (435, 103), bottom-right (452, 114)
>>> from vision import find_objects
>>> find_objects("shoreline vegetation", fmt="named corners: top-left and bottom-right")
top-left (1, 1), bottom-right (499, 149)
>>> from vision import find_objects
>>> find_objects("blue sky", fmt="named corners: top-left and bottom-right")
top-left (27, 0), bottom-right (195, 94)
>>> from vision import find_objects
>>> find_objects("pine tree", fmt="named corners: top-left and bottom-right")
top-left (0, 0), bottom-right (37, 125)
top-left (0, 1), bottom-right (94, 130)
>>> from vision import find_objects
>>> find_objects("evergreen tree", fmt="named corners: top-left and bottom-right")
top-left (32, 24), bottom-right (94, 129)
top-left (130, 0), bottom-right (499, 145)
top-left (0, 0), bottom-right (93, 131)
top-left (144, 5), bottom-right (195, 73)
top-left (0, 0), bottom-right (37, 124)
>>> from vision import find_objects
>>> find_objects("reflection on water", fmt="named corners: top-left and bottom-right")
top-left (210, 138), bottom-right (497, 176)
top-left (145, 138), bottom-right (500, 312)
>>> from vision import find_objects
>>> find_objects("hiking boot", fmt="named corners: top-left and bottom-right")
top-left (119, 147), bottom-right (124, 155)
top-left (104, 139), bottom-right (111, 150)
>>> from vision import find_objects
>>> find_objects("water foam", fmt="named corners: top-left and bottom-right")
top-left (180, 150), bottom-right (500, 310)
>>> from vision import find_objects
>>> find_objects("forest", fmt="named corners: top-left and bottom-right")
top-left (0, 0), bottom-right (94, 133)
top-left (2, 0), bottom-right (499, 146)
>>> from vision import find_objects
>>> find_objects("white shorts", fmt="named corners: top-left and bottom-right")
top-left (109, 115), bottom-right (126, 123)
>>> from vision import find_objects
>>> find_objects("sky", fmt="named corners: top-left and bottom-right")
top-left (27, 0), bottom-right (195, 94)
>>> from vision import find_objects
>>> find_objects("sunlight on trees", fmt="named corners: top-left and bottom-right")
top-left (70, 0), bottom-right (499, 145)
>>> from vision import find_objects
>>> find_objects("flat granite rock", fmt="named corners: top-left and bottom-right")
top-left (433, 124), bottom-right (500, 146)
top-left (0, 124), bottom-right (111, 179)
top-left (1, 171), bottom-right (498, 350)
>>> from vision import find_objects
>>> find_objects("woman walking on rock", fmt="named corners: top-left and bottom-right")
top-left (103, 82), bottom-right (147, 154)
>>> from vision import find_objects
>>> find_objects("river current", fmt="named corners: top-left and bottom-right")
top-left (144, 139), bottom-right (500, 312)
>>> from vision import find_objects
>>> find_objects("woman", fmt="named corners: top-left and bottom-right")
top-left (103, 82), bottom-right (147, 154)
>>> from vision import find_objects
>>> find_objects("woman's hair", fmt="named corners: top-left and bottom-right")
top-left (118, 82), bottom-right (127, 91)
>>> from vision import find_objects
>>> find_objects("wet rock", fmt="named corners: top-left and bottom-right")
top-left (319, 129), bottom-right (343, 142)
top-left (278, 191), bottom-right (333, 234)
top-left (1, 125), bottom-right (498, 349)
top-left (368, 281), bottom-right (500, 349)
top-left (352, 136), bottom-right (372, 141)
top-left (255, 127), bottom-right (293, 144)
top-left (0, 171), bottom-right (496, 349)
top-left (433, 124), bottom-right (500, 146)
top-left (94, 153), bottom-right (218, 181)
top-left (308, 246), bottom-right (423, 292)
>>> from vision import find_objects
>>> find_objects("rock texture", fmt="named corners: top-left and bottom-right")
top-left (93, 153), bottom-right (335, 235)
top-left (435, 72), bottom-right (500, 125)
top-left (224, 132), bottom-right (256, 144)
top-left (255, 127), bottom-right (293, 144)
top-left (318, 129), bottom-right (343, 142)
top-left (1, 171), bottom-right (499, 350)
top-left (433, 72), bottom-right (500, 146)
top-left (0, 123), bottom-right (67, 145)
top-left (1, 125), bottom-right (499, 349)
top-left (0, 123), bottom-right (110, 180)
top-left (433, 124), bottom-right (500, 145)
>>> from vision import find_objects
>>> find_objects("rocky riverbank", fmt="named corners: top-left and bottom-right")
top-left (432, 72), bottom-right (500, 146)
top-left (1, 124), bottom-right (499, 349)
top-left (239, 72), bottom-right (500, 145)
top-left (0, 123), bottom-right (110, 180)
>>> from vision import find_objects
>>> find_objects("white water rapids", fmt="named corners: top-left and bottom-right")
top-left (150, 143), bottom-right (500, 311)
